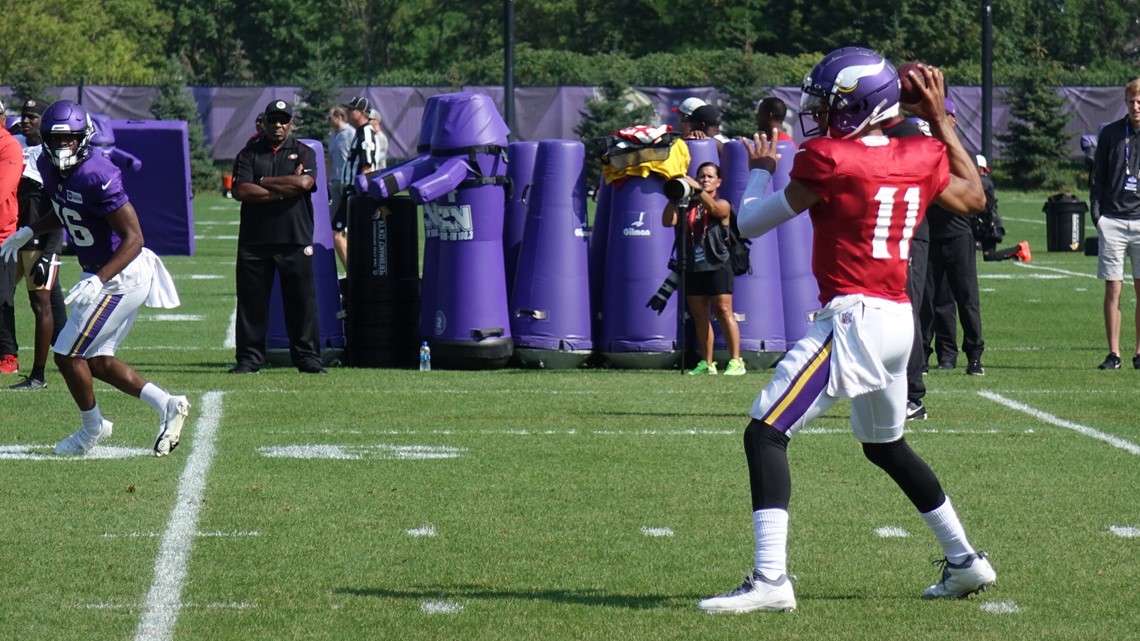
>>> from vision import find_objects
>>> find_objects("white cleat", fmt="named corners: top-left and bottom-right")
top-left (54, 419), bottom-right (114, 455)
top-left (698, 571), bottom-right (796, 613)
top-left (154, 395), bottom-right (191, 457)
top-left (923, 552), bottom-right (997, 599)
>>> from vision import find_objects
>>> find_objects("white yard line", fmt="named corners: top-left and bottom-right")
top-left (224, 307), bottom-right (236, 350)
top-left (978, 390), bottom-right (1140, 455)
top-left (134, 391), bottom-right (225, 641)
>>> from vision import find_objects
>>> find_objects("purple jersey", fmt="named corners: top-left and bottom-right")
top-left (37, 152), bottom-right (130, 267)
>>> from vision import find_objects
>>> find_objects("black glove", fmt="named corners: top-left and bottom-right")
top-left (32, 253), bottom-right (61, 287)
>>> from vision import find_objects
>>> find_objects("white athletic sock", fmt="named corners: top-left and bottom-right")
top-left (753, 508), bottom-right (789, 579)
top-left (920, 496), bottom-right (976, 564)
top-left (80, 404), bottom-right (103, 431)
top-left (140, 383), bottom-right (172, 414)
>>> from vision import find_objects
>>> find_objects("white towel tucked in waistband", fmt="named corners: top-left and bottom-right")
top-left (818, 295), bottom-right (890, 398)
top-left (143, 248), bottom-right (181, 309)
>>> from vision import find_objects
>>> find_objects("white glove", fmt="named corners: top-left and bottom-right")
top-left (0, 226), bottom-right (33, 262)
top-left (65, 275), bottom-right (104, 307)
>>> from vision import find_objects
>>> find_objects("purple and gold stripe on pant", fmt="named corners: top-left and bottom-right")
top-left (761, 332), bottom-right (833, 434)
top-left (65, 294), bottom-right (122, 358)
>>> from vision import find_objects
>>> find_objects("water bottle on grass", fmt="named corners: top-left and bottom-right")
top-left (419, 342), bottom-right (431, 371)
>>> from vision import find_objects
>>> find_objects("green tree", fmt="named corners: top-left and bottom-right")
top-left (996, 62), bottom-right (1074, 190)
top-left (294, 46), bottom-right (344, 143)
top-left (0, 0), bottom-right (168, 84)
top-left (158, 0), bottom-right (252, 84)
top-left (151, 58), bottom-right (218, 195)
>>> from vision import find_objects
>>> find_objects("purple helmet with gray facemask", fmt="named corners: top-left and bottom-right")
top-left (799, 46), bottom-right (900, 139)
top-left (39, 99), bottom-right (95, 170)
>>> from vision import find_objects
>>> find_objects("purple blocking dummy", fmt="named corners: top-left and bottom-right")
top-left (504, 141), bottom-right (540, 293)
top-left (413, 92), bottom-right (513, 369)
top-left (266, 139), bottom-right (346, 364)
top-left (107, 119), bottom-right (193, 256)
top-left (509, 140), bottom-right (592, 368)
top-left (718, 140), bottom-right (787, 368)
top-left (772, 139), bottom-right (818, 346)
top-left (364, 91), bottom-right (476, 200)
top-left (599, 174), bottom-right (679, 369)
top-left (91, 115), bottom-right (142, 172)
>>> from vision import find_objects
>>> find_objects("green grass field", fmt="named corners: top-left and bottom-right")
top-left (0, 190), bottom-right (1137, 641)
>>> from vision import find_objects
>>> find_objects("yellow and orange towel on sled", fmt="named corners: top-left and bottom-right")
top-left (601, 125), bottom-right (690, 187)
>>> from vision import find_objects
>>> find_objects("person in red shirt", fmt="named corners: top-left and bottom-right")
top-left (697, 47), bottom-right (996, 614)
top-left (755, 97), bottom-right (797, 146)
top-left (0, 117), bottom-right (23, 375)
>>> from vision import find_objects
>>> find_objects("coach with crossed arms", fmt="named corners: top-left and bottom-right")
top-left (230, 99), bottom-right (325, 375)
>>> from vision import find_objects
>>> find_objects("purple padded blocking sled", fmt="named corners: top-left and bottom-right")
top-left (509, 140), bottom-right (592, 368)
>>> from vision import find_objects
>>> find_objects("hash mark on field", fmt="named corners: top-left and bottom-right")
top-left (149, 314), bottom-right (205, 321)
top-left (134, 391), bottom-right (224, 641)
top-left (0, 444), bottom-right (152, 460)
top-left (183, 274), bottom-right (225, 280)
top-left (640, 527), bottom-right (674, 537)
top-left (421, 600), bottom-right (463, 614)
top-left (406, 525), bottom-right (438, 538)
top-left (259, 444), bottom-right (466, 460)
top-left (978, 391), bottom-right (1140, 455)
top-left (874, 526), bottom-right (910, 538)
top-left (102, 530), bottom-right (261, 539)
top-left (979, 601), bottom-right (1021, 614)
top-left (82, 601), bottom-right (256, 611)
top-left (1109, 525), bottom-right (1140, 538)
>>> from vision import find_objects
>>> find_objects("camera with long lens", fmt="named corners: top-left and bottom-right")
top-left (664, 177), bottom-right (696, 202)
top-left (646, 260), bottom-right (681, 314)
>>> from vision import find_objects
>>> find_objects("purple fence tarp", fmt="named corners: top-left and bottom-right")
top-left (5, 85), bottom-right (1126, 161)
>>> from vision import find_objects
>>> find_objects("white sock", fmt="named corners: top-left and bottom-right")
top-left (753, 508), bottom-right (789, 579)
top-left (140, 383), bottom-right (172, 414)
top-left (920, 496), bottom-right (976, 564)
top-left (80, 404), bottom-right (103, 431)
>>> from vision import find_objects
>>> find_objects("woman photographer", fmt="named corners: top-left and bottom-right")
top-left (662, 162), bottom-right (745, 375)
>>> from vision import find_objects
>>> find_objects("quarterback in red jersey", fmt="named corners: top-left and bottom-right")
top-left (697, 48), bottom-right (996, 614)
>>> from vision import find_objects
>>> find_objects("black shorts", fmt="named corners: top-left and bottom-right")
top-left (684, 265), bottom-right (734, 297)
top-left (331, 186), bottom-right (352, 232)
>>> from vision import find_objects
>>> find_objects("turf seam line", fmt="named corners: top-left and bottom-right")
top-left (134, 390), bottom-right (224, 641)
top-left (978, 390), bottom-right (1140, 455)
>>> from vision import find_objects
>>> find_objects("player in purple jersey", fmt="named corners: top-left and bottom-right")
top-left (0, 100), bottom-right (191, 457)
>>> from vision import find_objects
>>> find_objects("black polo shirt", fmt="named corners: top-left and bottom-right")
top-left (1091, 116), bottom-right (1140, 221)
top-left (232, 136), bottom-right (318, 246)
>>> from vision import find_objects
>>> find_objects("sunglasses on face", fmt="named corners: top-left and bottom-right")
top-left (267, 115), bottom-right (292, 125)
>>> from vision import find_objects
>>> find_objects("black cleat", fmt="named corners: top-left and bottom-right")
top-left (906, 400), bottom-right (927, 421)
top-left (1098, 353), bottom-right (1122, 370)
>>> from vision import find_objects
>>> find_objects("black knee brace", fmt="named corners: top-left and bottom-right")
top-left (743, 419), bottom-right (792, 511)
top-left (862, 438), bottom-right (945, 513)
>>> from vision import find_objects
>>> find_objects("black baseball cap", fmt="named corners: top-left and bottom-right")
top-left (264, 99), bottom-right (292, 120)
top-left (21, 98), bottom-right (46, 116)
top-left (690, 105), bottom-right (721, 126)
top-left (343, 96), bottom-right (370, 112)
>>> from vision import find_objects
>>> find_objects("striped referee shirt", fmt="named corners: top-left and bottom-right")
top-left (348, 123), bottom-right (379, 178)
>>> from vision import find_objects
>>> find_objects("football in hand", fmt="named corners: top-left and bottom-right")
top-left (897, 62), bottom-right (926, 104)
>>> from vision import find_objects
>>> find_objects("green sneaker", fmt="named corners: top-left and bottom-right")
top-left (688, 361), bottom-right (718, 375)
top-left (724, 358), bottom-right (747, 376)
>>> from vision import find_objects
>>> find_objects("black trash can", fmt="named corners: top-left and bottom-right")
top-left (1042, 194), bottom-right (1088, 252)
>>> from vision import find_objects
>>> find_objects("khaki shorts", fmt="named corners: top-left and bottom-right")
top-left (15, 250), bottom-right (60, 292)
top-left (1096, 216), bottom-right (1140, 281)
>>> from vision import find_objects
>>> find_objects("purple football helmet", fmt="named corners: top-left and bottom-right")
top-left (799, 46), bottom-right (900, 139)
top-left (39, 99), bottom-right (95, 170)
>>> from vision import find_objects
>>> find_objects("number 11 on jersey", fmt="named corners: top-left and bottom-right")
top-left (871, 186), bottom-right (921, 260)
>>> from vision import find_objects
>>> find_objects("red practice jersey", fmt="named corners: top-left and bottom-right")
top-left (790, 135), bottom-right (950, 305)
